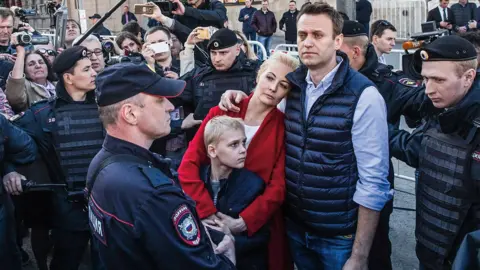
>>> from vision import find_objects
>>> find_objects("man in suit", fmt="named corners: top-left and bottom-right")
top-left (427, 0), bottom-right (455, 31)
top-left (121, 5), bottom-right (137, 25)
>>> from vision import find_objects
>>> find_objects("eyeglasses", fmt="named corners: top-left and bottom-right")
top-left (86, 49), bottom-right (103, 58)
top-left (36, 48), bottom-right (57, 57)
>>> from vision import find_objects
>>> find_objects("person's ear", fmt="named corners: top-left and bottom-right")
top-left (120, 103), bottom-right (140, 125)
top-left (63, 73), bottom-right (74, 85)
top-left (207, 144), bottom-right (217, 159)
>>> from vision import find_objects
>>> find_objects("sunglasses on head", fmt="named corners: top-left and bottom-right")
top-left (379, 20), bottom-right (392, 26)
top-left (37, 48), bottom-right (57, 56)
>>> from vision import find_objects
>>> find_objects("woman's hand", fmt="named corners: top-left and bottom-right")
top-left (10, 32), bottom-right (26, 55)
top-left (218, 90), bottom-right (248, 112)
top-left (164, 70), bottom-right (179, 80)
top-left (186, 27), bottom-right (207, 46)
top-left (141, 2), bottom-right (166, 24)
top-left (215, 212), bottom-right (247, 234)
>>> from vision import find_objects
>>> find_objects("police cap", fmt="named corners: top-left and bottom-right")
top-left (207, 28), bottom-right (238, 51)
top-left (53, 46), bottom-right (88, 74)
top-left (95, 63), bottom-right (186, 107)
top-left (342, 20), bottom-right (367, 37)
top-left (419, 35), bottom-right (477, 62)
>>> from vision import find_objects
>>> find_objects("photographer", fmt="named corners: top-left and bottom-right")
top-left (5, 32), bottom-right (57, 113)
top-left (0, 8), bottom-right (16, 60)
top-left (115, 31), bottom-right (142, 53)
top-left (143, 0), bottom-right (226, 64)
top-left (144, 26), bottom-right (180, 79)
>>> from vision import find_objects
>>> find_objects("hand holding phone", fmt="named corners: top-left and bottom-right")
top-left (134, 4), bottom-right (154, 14)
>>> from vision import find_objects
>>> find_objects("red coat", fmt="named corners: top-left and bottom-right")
top-left (178, 96), bottom-right (292, 270)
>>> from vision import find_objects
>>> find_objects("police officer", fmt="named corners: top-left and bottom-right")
top-left (177, 28), bottom-right (261, 141)
top-left (339, 20), bottom-right (426, 270)
top-left (390, 35), bottom-right (480, 270)
top-left (0, 114), bottom-right (37, 270)
top-left (86, 63), bottom-right (236, 269)
top-left (8, 46), bottom-right (101, 270)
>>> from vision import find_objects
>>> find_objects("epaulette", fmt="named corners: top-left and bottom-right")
top-left (398, 77), bottom-right (420, 88)
top-left (30, 98), bottom-right (49, 106)
top-left (139, 166), bottom-right (172, 188)
top-left (9, 112), bottom-right (25, 122)
top-left (473, 116), bottom-right (480, 128)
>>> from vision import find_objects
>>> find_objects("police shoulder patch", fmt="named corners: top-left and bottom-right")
top-left (172, 204), bottom-right (201, 246)
top-left (398, 77), bottom-right (419, 88)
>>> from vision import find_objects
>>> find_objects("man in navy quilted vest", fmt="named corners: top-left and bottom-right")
top-left (219, 2), bottom-right (393, 270)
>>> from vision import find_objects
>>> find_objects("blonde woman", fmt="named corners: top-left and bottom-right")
top-left (179, 53), bottom-right (299, 270)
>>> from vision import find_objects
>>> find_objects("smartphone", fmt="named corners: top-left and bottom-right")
top-left (170, 106), bottom-right (184, 121)
top-left (149, 42), bottom-right (170, 54)
top-left (134, 4), bottom-right (154, 15)
top-left (196, 28), bottom-right (210, 40)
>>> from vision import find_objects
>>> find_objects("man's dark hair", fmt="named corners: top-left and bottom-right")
top-left (66, 19), bottom-right (81, 29)
top-left (116, 31), bottom-right (142, 49)
top-left (370, 20), bottom-right (397, 40)
top-left (27, 51), bottom-right (57, 82)
top-left (458, 31), bottom-right (480, 49)
top-left (122, 21), bottom-right (143, 37)
top-left (0, 8), bottom-right (14, 20)
top-left (145, 26), bottom-right (171, 40)
top-left (297, 2), bottom-right (344, 37)
top-left (290, 0), bottom-right (296, 4)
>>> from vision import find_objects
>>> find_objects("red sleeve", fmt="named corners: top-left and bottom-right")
top-left (178, 106), bottom-right (225, 219)
top-left (240, 118), bottom-right (286, 236)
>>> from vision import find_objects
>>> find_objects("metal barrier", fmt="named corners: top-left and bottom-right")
top-left (247, 41), bottom-right (268, 60)
top-left (271, 44), bottom-right (299, 59)
top-left (370, 0), bottom-right (428, 40)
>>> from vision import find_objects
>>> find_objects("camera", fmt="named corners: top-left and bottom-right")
top-left (401, 29), bottom-right (448, 80)
top-left (16, 32), bottom-right (50, 46)
top-left (107, 51), bottom-right (145, 66)
top-left (102, 40), bottom-right (115, 54)
top-left (12, 7), bottom-right (36, 23)
top-left (153, 0), bottom-right (179, 17)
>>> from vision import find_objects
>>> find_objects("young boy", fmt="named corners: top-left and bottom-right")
top-left (201, 115), bottom-right (269, 270)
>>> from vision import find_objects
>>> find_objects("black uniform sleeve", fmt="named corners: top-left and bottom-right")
top-left (135, 189), bottom-right (235, 270)
top-left (0, 114), bottom-right (37, 174)
top-left (389, 123), bottom-right (423, 168)
top-left (183, 1), bottom-right (227, 26)
top-left (389, 84), bottom-right (430, 127)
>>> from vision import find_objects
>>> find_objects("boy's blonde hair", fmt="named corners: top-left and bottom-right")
top-left (204, 116), bottom-right (245, 149)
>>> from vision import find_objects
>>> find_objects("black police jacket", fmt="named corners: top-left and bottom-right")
top-left (175, 52), bottom-right (261, 140)
top-left (86, 135), bottom-right (235, 270)
top-left (359, 44), bottom-right (428, 126)
top-left (10, 84), bottom-right (101, 231)
top-left (200, 166), bottom-right (269, 269)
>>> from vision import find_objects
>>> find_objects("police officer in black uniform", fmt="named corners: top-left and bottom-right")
top-left (340, 20), bottom-right (428, 270)
top-left (176, 28), bottom-right (261, 141)
top-left (0, 114), bottom-right (37, 270)
top-left (86, 63), bottom-right (236, 269)
top-left (390, 35), bottom-right (480, 270)
top-left (9, 46), bottom-right (101, 270)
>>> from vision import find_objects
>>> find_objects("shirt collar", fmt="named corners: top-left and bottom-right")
top-left (305, 56), bottom-right (343, 89)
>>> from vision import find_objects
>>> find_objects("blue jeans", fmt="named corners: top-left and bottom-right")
top-left (257, 35), bottom-right (272, 60)
top-left (243, 31), bottom-right (256, 41)
top-left (286, 219), bottom-right (354, 270)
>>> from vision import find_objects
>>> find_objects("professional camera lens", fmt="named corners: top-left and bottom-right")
top-left (102, 41), bottom-right (114, 53)
top-left (17, 33), bottom-right (32, 45)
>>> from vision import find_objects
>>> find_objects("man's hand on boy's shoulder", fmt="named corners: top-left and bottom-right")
top-left (216, 212), bottom-right (247, 234)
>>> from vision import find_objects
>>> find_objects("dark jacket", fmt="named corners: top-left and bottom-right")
top-left (452, 230), bottom-right (480, 270)
top-left (356, 0), bottom-right (372, 24)
top-left (238, 6), bottom-right (257, 33)
top-left (284, 52), bottom-right (374, 235)
top-left (279, 10), bottom-right (298, 42)
top-left (201, 166), bottom-right (269, 270)
top-left (251, 9), bottom-right (277, 37)
top-left (451, 2), bottom-right (477, 28)
top-left (86, 135), bottom-right (235, 270)
top-left (427, 6), bottom-right (456, 29)
top-left (93, 23), bottom-right (111, 36)
top-left (121, 11), bottom-right (137, 25)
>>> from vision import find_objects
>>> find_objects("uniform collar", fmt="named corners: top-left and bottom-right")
top-left (102, 134), bottom-right (165, 166)
top-left (55, 81), bottom-right (96, 104)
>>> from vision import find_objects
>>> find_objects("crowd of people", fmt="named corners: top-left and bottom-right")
top-left (0, 0), bottom-right (479, 270)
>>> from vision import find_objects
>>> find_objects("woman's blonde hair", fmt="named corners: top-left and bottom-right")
top-left (233, 30), bottom-right (257, 60)
top-left (256, 52), bottom-right (300, 82)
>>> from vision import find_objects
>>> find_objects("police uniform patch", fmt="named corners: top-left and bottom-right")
top-left (172, 204), bottom-right (200, 246)
top-left (88, 200), bottom-right (107, 246)
top-left (399, 78), bottom-right (419, 88)
top-left (472, 151), bottom-right (480, 162)
top-left (213, 41), bottom-right (219, 48)
top-left (9, 112), bottom-right (25, 122)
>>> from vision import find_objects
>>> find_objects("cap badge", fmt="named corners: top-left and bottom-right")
top-left (82, 49), bottom-right (87, 57)
top-left (420, 50), bottom-right (429, 61)
top-left (214, 42), bottom-right (219, 48)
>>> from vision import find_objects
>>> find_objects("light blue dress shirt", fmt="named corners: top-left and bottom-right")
top-left (304, 58), bottom-right (393, 212)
